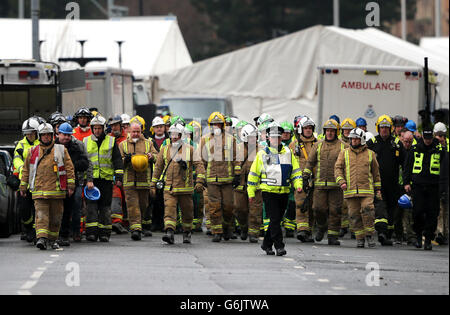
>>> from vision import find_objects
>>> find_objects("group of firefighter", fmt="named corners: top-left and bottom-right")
top-left (10, 107), bottom-right (449, 256)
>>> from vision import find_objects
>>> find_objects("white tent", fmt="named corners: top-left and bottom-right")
top-left (157, 25), bottom-right (449, 124)
top-left (0, 17), bottom-right (193, 77)
top-left (420, 37), bottom-right (449, 60)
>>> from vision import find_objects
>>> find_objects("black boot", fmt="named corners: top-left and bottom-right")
top-left (315, 230), bottom-right (325, 242)
top-left (328, 237), bottom-right (341, 246)
top-left (297, 231), bottom-right (314, 243)
top-left (261, 245), bottom-right (275, 255)
top-left (424, 238), bottom-right (433, 251)
top-left (162, 229), bottom-right (175, 244)
top-left (414, 235), bottom-right (423, 248)
top-left (86, 234), bottom-right (98, 242)
top-left (378, 233), bottom-right (393, 246)
top-left (212, 233), bottom-right (222, 242)
top-left (99, 235), bottom-right (110, 242)
top-left (240, 230), bottom-right (248, 241)
top-left (59, 237), bottom-right (70, 247)
top-left (366, 235), bottom-right (376, 248)
top-left (183, 231), bottom-right (192, 244)
top-left (51, 240), bottom-right (60, 250)
top-left (276, 248), bottom-right (287, 256)
top-left (357, 239), bottom-right (365, 248)
top-left (26, 229), bottom-right (36, 243)
top-left (36, 238), bottom-right (48, 250)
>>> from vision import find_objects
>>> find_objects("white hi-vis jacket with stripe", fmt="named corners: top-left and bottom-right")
top-left (334, 145), bottom-right (381, 198)
top-left (247, 145), bottom-right (302, 198)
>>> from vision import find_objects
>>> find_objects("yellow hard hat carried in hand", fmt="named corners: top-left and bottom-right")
top-left (341, 118), bottom-right (356, 130)
top-left (208, 112), bottom-right (226, 126)
top-left (131, 154), bottom-right (148, 173)
top-left (376, 115), bottom-right (394, 133)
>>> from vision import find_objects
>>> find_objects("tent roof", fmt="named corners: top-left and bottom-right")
top-left (0, 17), bottom-right (193, 77)
top-left (420, 37), bottom-right (449, 60)
top-left (158, 25), bottom-right (449, 122)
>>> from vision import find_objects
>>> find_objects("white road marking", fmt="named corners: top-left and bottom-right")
top-left (304, 272), bottom-right (316, 275)
top-left (20, 280), bottom-right (37, 290)
top-left (294, 266), bottom-right (304, 269)
top-left (30, 271), bottom-right (44, 280)
top-left (317, 279), bottom-right (330, 283)
top-left (17, 290), bottom-right (32, 295)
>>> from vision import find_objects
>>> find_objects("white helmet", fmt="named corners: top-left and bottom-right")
top-left (349, 128), bottom-right (366, 145)
top-left (168, 123), bottom-right (185, 136)
top-left (240, 124), bottom-right (258, 143)
top-left (267, 121), bottom-right (283, 137)
top-left (152, 117), bottom-right (165, 127)
top-left (434, 122), bottom-right (447, 134)
top-left (230, 117), bottom-right (240, 129)
top-left (22, 118), bottom-right (40, 135)
top-left (257, 113), bottom-right (274, 126)
top-left (365, 131), bottom-right (375, 143)
top-left (300, 116), bottom-right (316, 134)
top-left (38, 123), bottom-right (54, 135)
top-left (90, 115), bottom-right (107, 127)
top-left (120, 114), bottom-right (131, 125)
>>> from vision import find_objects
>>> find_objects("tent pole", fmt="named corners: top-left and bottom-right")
top-left (401, 0), bottom-right (407, 40)
top-left (31, 0), bottom-right (40, 61)
top-left (435, 0), bottom-right (441, 37)
top-left (333, 0), bottom-right (339, 27)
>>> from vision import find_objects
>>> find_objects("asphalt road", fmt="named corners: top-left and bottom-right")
top-left (0, 230), bottom-right (448, 296)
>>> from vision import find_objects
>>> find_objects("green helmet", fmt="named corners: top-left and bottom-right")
top-left (170, 115), bottom-right (186, 126)
top-left (258, 121), bottom-right (270, 132)
top-left (236, 120), bottom-right (249, 129)
top-left (281, 121), bottom-right (294, 133)
top-left (184, 124), bottom-right (194, 134)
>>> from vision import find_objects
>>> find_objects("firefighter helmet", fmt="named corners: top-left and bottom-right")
top-left (349, 128), bottom-right (366, 145)
top-left (341, 118), bottom-right (357, 130)
top-left (38, 123), bottom-right (54, 135)
top-left (323, 119), bottom-right (341, 136)
top-left (130, 115), bottom-right (146, 130)
top-left (375, 115), bottom-right (394, 133)
top-left (240, 124), bottom-right (258, 143)
top-left (208, 112), bottom-right (226, 125)
top-left (121, 114), bottom-right (131, 125)
top-left (90, 115), bottom-right (107, 127)
top-left (152, 117), bottom-right (165, 127)
top-left (22, 118), bottom-right (40, 135)
top-left (434, 122), bottom-right (447, 134)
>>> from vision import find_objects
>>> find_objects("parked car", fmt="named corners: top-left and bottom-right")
top-left (0, 148), bottom-right (20, 238)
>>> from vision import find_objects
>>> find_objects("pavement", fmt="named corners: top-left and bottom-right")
top-left (0, 230), bottom-right (448, 295)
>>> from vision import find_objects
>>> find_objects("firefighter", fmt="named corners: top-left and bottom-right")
top-left (14, 117), bottom-right (41, 242)
top-left (121, 114), bottom-right (131, 134)
top-left (56, 123), bottom-right (91, 245)
top-left (303, 119), bottom-right (348, 245)
top-left (233, 124), bottom-right (261, 243)
top-left (120, 122), bottom-right (157, 241)
top-left (403, 127), bottom-right (446, 250)
top-left (201, 112), bottom-right (240, 242)
top-left (83, 115), bottom-right (124, 242)
top-left (290, 116), bottom-right (318, 243)
top-left (248, 122), bottom-right (303, 256)
top-left (151, 124), bottom-right (206, 244)
top-left (367, 115), bottom-right (405, 246)
top-left (20, 123), bottom-right (75, 250)
top-left (148, 116), bottom-right (168, 232)
top-left (335, 128), bottom-right (382, 248)
top-left (434, 122), bottom-right (448, 245)
top-left (73, 108), bottom-right (93, 141)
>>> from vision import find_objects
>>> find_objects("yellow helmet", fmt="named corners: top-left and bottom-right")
top-left (208, 112), bottom-right (226, 126)
top-left (131, 154), bottom-right (149, 173)
top-left (375, 115), bottom-right (394, 133)
top-left (163, 115), bottom-right (171, 125)
top-left (91, 110), bottom-right (98, 117)
top-left (341, 118), bottom-right (357, 130)
top-left (130, 115), bottom-right (146, 131)
top-left (189, 120), bottom-right (202, 132)
top-left (323, 119), bottom-right (341, 136)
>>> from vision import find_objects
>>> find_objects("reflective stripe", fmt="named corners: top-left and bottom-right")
top-left (130, 224), bottom-right (142, 231)
top-left (86, 222), bottom-right (98, 228)
top-left (98, 224), bottom-right (112, 230)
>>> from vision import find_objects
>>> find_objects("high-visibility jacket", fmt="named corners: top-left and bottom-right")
top-left (304, 139), bottom-right (348, 189)
top-left (200, 133), bottom-right (240, 185)
top-left (403, 138), bottom-right (445, 186)
top-left (234, 142), bottom-right (259, 192)
top-left (247, 145), bottom-right (302, 198)
top-left (334, 145), bottom-right (381, 198)
top-left (151, 143), bottom-right (206, 194)
top-left (119, 135), bottom-right (157, 189)
top-left (13, 137), bottom-right (40, 180)
top-left (20, 142), bottom-right (75, 199)
top-left (73, 126), bottom-right (92, 142)
top-left (83, 135), bottom-right (123, 181)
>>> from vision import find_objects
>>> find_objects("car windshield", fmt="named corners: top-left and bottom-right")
top-left (161, 98), bottom-right (227, 121)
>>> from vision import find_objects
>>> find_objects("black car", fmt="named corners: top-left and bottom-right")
top-left (0, 147), bottom-right (20, 238)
